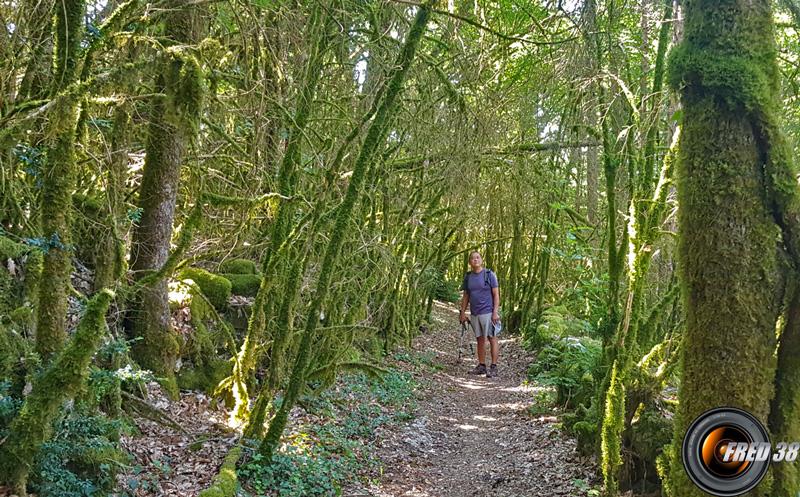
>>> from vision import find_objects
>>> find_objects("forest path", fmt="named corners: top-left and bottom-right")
top-left (347, 301), bottom-right (597, 497)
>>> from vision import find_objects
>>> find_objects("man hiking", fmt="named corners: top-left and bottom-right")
top-left (459, 250), bottom-right (501, 378)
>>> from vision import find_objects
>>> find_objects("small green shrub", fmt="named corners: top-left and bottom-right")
top-left (239, 447), bottom-right (355, 497)
top-left (528, 336), bottom-right (601, 409)
top-left (527, 389), bottom-right (557, 417)
top-left (222, 273), bottom-right (261, 297)
top-left (219, 258), bottom-right (259, 275)
top-left (240, 369), bottom-right (416, 495)
top-left (179, 267), bottom-right (232, 309)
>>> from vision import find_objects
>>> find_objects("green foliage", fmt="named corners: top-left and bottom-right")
top-left (240, 447), bottom-right (352, 497)
top-left (1, 378), bottom-right (127, 497)
top-left (222, 273), bottom-right (261, 297)
top-left (0, 235), bottom-right (28, 259)
top-left (219, 258), bottom-right (259, 275)
top-left (573, 478), bottom-right (602, 497)
top-left (523, 306), bottom-right (593, 351)
top-left (420, 267), bottom-right (460, 303)
top-left (31, 410), bottom-right (129, 497)
top-left (179, 267), bottom-right (232, 309)
top-left (393, 349), bottom-right (443, 372)
top-left (527, 388), bottom-right (557, 417)
top-left (0, 236), bottom-right (33, 318)
top-left (528, 336), bottom-right (601, 409)
top-left (240, 369), bottom-right (415, 495)
top-left (0, 380), bottom-right (22, 438)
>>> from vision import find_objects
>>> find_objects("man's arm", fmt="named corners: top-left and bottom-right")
top-left (459, 291), bottom-right (469, 323)
top-left (491, 287), bottom-right (500, 324)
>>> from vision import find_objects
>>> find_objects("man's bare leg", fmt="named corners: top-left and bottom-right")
top-left (488, 336), bottom-right (499, 365)
top-left (476, 336), bottom-right (486, 365)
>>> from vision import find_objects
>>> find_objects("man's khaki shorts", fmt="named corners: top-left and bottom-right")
top-left (470, 312), bottom-right (499, 338)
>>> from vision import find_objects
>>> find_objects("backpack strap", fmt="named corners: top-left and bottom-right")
top-left (462, 271), bottom-right (470, 294)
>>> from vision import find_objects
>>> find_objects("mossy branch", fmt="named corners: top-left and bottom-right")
top-left (197, 445), bottom-right (242, 497)
top-left (258, 0), bottom-right (434, 461)
top-left (0, 289), bottom-right (114, 494)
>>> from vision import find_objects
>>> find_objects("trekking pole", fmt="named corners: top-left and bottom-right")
top-left (457, 321), bottom-right (467, 363)
top-left (457, 320), bottom-right (475, 363)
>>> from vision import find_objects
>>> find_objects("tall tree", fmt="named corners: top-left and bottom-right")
top-left (35, 0), bottom-right (85, 360)
top-left (666, 0), bottom-right (790, 495)
top-left (258, 1), bottom-right (435, 460)
top-left (126, 0), bottom-right (205, 395)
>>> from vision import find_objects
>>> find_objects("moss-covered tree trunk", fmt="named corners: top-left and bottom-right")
top-left (0, 290), bottom-right (114, 495)
top-left (94, 102), bottom-right (130, 291)
top-left (770, 277), bottom-right (800, 496)
top-left (127, 2), bottom-right (204, 396)
top-left (258, 2), bottom-right (434, 460)
top-left (666, 1), bottom-right (784, 495)
top-left (34, 0), bottom-right (85, 360)
top-left (226, 3), bottom-right (330, 425)
top-left (17, 0), bottom-right (55, 101)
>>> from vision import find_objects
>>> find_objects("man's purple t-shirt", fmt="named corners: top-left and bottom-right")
top-left (462, 269), bottom-right (498, 315)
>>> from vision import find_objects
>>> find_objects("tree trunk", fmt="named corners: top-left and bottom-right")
top-left (666, 1), bottom-right (783, 495)
top-left (258, 2), bottom-right (433, 460)
top-left (1, 290), bottom-right (113, 495)
top-left (127, 1), bottom-right (205, 396)
top-left (34, 0), bottom-right (85, 360)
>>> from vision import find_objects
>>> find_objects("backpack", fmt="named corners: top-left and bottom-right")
top-left (462, 268), bottom-right (494, 295)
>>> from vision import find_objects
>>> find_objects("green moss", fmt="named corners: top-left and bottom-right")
top-left (9, 306), bottom-right (34, 330)
top-left (198, 445), bottom-right (241, 497)
top-left (601, 361), bottom-right (625, 497)
top-left (0, 264), bottom-right (16, 318)
top-left (222, 273), bottom-right (261, 297)
top-left (666, 3), bottom-right (786, 495)
top-left (219, 259), bottom-right (259, 275)
top-left (23, 250), bottom-right (43, 306)
top-left (0, 236), bottom-right (27, 259)
top-left (0, 290), bottom-right (113, 492)
top-left (0, 324), bottom-right (27, 384)
top-left (177, 358), bottom-right (232, 394)
top-left (179, 268), bottom-right (231, 310)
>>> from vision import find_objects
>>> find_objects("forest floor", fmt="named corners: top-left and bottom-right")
top-left (112, 300), bottom-right (598, 496)
top-left (344, 301), bottom-right (598, 497)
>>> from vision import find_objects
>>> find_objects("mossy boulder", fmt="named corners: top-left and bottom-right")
top-left (177, 358), bottom-right (232, 394)
top-left (219, 258), bottom-right (259, 275)
top-left (178, 268), bottom-right (231, 310)
top-left (222, 273), bottom-right (261, 297)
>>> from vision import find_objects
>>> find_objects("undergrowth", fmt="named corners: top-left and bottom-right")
top-left (238, 368), bottom-right (418, 496)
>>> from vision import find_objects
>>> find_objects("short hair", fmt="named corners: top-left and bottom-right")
top-left (469, 250), bottom-right (481, 259)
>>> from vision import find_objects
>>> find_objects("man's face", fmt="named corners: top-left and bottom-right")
top-left (469, 252), bottom-right (482, 270)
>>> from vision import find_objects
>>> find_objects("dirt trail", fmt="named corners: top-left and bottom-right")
top-left (348, 301), bottom-right (597, 497)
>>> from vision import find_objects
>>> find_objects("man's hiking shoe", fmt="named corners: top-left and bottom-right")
top-left (469, 363), bottom-right (487, 375)
top-left (486, 364), bottom-right (498, 378)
